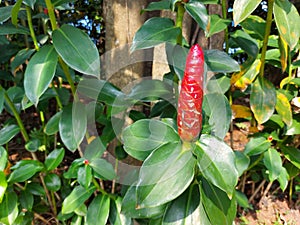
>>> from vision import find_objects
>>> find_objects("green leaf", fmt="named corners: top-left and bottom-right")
top-left (86, 194), bottom-right (110, 225)
top-left (195, 135), bottom-right (238, 196)
top-left (89, 158), bottom-right (116, 180)
top-left (207, 73), bottom-right (231, 94)
top-left (0, 147), bottom-right (7, 171)
top-left (240, 15), bottom-right (266, 40)
top-left (83, 137), bottom-right (106, 161)
top-left (23, 0), bottom-right (36, 9)
top-left (185, 1), bottom-right (208, 31)
top-left (250, 76), bottom-right (276, 124)
top-left (199, 178), bottom-right (236, 225)
top-left (0, 24), bottom-right (29, 35)
top-left (11, 0), bottom-right (22, 26)
top-left (203, 93), bottom-right (232, 139)
top-left (263, 148), bottom-right (282, 182)
top-left (0, 88), bottom-right (4, 114)
top-left (244, 136), bottom-right (271, 156)
top-left (77, 165), bottom-right (92, 189)
top-left (0, 6), bottom-right (13, 23)
top-left (281, 146), bottom-right (300, 169)
top-left (44, 148), bottom-right (65, 171)
top-left (204, 50), bottom-right (240, 73)
top-left (24, 45), bottom-right (58, 105)
top-left (44, 173), bottom-right (61, 192)
top-left (0, 124), bottom-right (20, 145)
top-left (25, 138), bottom-right (40, 152)
top-left (233, 0), bottom-right (262, 26)
top-left (137, 142), bottom-right (195, 208)
top-left (235, 190), bottom-right (251, 209)
top-left (274, 0), bottom-right (300, 49)
top-left (131, 17), bottom-right (180, 52)
top-left (122, 119), bottom-right (179, 161)
top-left (168, 44), bottom-right (189, 80)
top-left (0, 191), bottom-right (18, 225)
top-left (142, 0), bottom-right (170, 13)
top-left (162, 184), bottom-right (210, 225)
top-left (109, 197), bottom-right (132, 225)
top-left (61, 185), bottom-right (95, 215)
top-left (19, 189), bottom-right (33, 211)
top-left (234, 151), bottom-right (250, 176)
top-left (74, 203), bottom-right (87, 217)
top-left (207, 14), bottom-right (230, 37)
top-left (52, 24), bottom-right (100, 77)
top-left (0, 171), bottom-right (7, 203)
top-left (59, 103), bottom-right (87, 151)
top-left (8, 160), bottom-right (43, 183)
top-left (70, 215), bottom-right (82, 225)
top-left (127, 79), bottom-right (174, 102)
top-left (275, 91), bottom-right (293, 127)
top-left (277, 167), bottom-right (289, 191)
top-left (285, 115), bottom-right (300, 135)
top-left (121, 184), bottom-right (167, 219)
top-left (44, 111), bottom-right (62, 135)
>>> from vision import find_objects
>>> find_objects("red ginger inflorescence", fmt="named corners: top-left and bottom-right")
top-left (177, 44), bottom-right (204, 142)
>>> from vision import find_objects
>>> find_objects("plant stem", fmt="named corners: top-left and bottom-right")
top-left (259, 0), bottom-right (274, 77)
top-left (26, 6), bottom-right (40, 51)
top-left (221, 0), bottom-right (229, 53)
top-left (175, 3), bottom-right (185, 46)
top-left (44, 0), bottom-right (57, 31)
top-left (92, 178), bottom-right (116, 200)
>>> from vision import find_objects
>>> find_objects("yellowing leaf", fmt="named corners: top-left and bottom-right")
top-left (278, 35), bottom-right (288, 72)
top-left (231, 104), bottom-right (252, 119)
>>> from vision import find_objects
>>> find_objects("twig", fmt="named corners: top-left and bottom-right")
top-left (33, 213), bottom-right (52, 225)
top-left (259, 181), bottom-right (273, 205)
top-left (249, 180), bottom-right (266, 203)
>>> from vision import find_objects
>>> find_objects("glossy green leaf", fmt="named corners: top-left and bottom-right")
top-left (137, 142), bottom-right (195, 208)
top-left (0, 146), bottom-right (7, 171)
top-left (59, 103), bottom-right (87, 151)
top-left (207, 14), bottom-right (230, 37)
top-left (275, 91), bottom-right (292, 127)
top-left (250, 76), bottom-right (276, 124)
top-left (142, 0), bottom-right (170, 13)
top-left (199, 178), bottom-right (236, 225)
top-left (281, 146), bottom-right (300, 169)
top-left (203, 93), bottom-right (232, 139)
top-left (11, 0), bottom-right (22, 26)
top-left (63, 158), bottom-right (84, 179)
top-left (0, 171), bottom-right (7, 203)
top-left (230, 30), bottom-right (259, 60)
top-left (274, 0), bottom-right (300, 49)
top-left (121, 184), bottom-right (167, 219)
top-left (19, 189), bottom-right (33, 211)
top-left (24, 45), bottom-right (58, 105)
top-left (285, 114), bottom-right (300, 135)
top-left (235, 190), bottom-right (251, 209)
top-left (70, 215), bottom-right (82, 225)
top-left (25, 138), bottom-right (40, 152)
top-left (23, 0), bottom-right (36, 9)
top-left (52, 24), bottom-right (100, 77)
top-left (285, 162), bottom-right (299, 178)
top-left (240, 15), bottom-right (266, 40)
top-left (44, 148), bottom-right (65, 171)
top-left (44, 111), bottom-right (62, 135)
top-left (0, 6), bottom-right (13, 23)
top-left (122, 119), bottom-right (179, 160)
top-left (0, 124), bottom-right (20, 145)
top-left (0, 88), bottom-right (4, 114)
top-left (8, 160), bottom-right (43, 183)
top-left (277, 167), bottom-right (289, 191)
top-left (162, 184), bottom-right (210, 225)
top-left (89, 158), bottom-right (116, 180)
top-left (0, 24), bottom-right (29, 35)
top-left (44, 173), bottom-right (61, 192)
top-left (86, 194), bottom-right (110, 225)
top-left (263, 148), bottom-right (282, 182)
top-left (131, 17), bottom-right (180, 52)
top-left (83, 137), bottom-right (106, 161)
top-left (233, 0), bottom-right (262, 26)
top-left (204, 50), bottom-right (240, 73)
top-left (234, 151), bottom-right (250, 176)
top-left (74, 203), bottom-right (87, 216)
top-left (244, 136), bottom-right (271, 156)
top-left (185, 1), bottom-right (208, 31)
top-left (77, 165), bottom-right (92, 189)
top-left (109, 197), bottom-right (132, 225)
top-left (168, 44), bottom-right (189, 80)
top-left (61, 185), bottom-right (95, 215)
top-left (195, 135), bottom-right (238, 196)
top-left (0, 191), bottom-right (18, 225)
top-left (127, 79), bottom-right (174, 102)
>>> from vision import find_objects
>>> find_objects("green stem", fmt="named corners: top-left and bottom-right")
top-left (175, 3), bottom-right (185, 46)
top-left (222, 0), bottom-right (229, 53)
top-left (26, 6), bottom-right (40, 51)
top-left (50, 191), bottom-right (57, 216)
top-left (44, 0), bottom-right (57, 30)
top-left (247, 154), bottom-right (264, 171)
top-left (92, 178), bottom-right (116, 200)
top-left (259, 0), bottom-right (275, 77)
top-left (58, 58), bottom-right (77, 100)
top-left (51, 81), bottom-right (63, 109)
